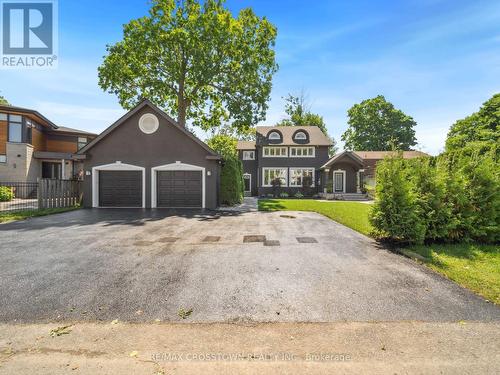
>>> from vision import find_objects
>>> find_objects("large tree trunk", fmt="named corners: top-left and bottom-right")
top-left (177, 97), bottom-right (187, 128)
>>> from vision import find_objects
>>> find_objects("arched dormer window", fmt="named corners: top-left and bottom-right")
top-left (268, 131), bottom-right (281, 140)
top-left (294, 131), bottom-right (307, 141)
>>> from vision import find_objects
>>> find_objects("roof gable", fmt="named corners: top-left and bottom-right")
top-left (77, 99), bottom-right (219, 158)
top-left (321, 151), bottom-right (364, 169)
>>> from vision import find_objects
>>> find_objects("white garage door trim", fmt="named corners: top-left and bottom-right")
top-left (151, 161), bottom-right (205, 208)
top-left (92, 162), bottom-right (146, 208)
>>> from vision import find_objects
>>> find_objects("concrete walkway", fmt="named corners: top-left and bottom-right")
top-left (0, 322), bottom-right (498, 374)
top-left (217, 196), bottom-right (258, 212)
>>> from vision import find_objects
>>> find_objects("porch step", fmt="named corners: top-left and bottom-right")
top-left (339, 193), bottom-right (370, 201)
top-left (320, 193), bottom-right (371, 201)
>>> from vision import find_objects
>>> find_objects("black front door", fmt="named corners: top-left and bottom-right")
top-left (334, 172), bottom-right (344, 193)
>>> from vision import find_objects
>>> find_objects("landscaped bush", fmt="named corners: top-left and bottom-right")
top-left (207, 134), bottom-right (244, 206)
top-left (279, 192), bottom-right (289, 198)
top-left (294, 191), bottom-right (304, 199)
top-left (271, 177), bottom-right (282, 197)
top-left (370, 148), bottom-right (499, 244)
top-left (369, 155), bottom-right (425, 244)
top-left (0, 186), bottom-right (14, 202)
top-left (219, 157), bottom-right (244, 205)
top-left (325, 181), bottom-right (333, 194)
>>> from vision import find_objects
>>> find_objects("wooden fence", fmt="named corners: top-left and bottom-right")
top-left (38, 179), bottom-right (82, 209)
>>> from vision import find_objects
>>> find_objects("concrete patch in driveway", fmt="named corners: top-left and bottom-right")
top-left (296, 236), bottom-right (318, 244)
top-left (202, 236), bottom-right (221, 243)
top-left (243, 235), bottom-right (266, 243)
top-left (0, 209), bottom-right (499, 323)
top-left (264, 240), bottom-right (280, 247)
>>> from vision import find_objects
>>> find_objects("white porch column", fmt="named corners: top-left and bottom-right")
top-left (323, 168), bottom-right (330, 193)
top-left (61, 159), bottom-right (65, 179)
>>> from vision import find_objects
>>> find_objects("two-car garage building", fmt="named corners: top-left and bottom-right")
top-left (78, 100), bottom-right (220, 209)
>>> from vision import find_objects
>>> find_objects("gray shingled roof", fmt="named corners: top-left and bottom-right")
top-left (255, 126), bottom-right (333, 146)
top-left (236, 140), bottom-right (256, 150)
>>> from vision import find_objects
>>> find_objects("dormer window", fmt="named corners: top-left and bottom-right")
top-left (294, 131), bottom-right (307, 141)
top-left (268, 131), bottom-right (281, 140)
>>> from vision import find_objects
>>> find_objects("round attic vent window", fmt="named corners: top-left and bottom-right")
top-left (138, 113), bottom-right (159, 134)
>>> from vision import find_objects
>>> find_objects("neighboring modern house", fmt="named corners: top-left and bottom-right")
top-left (0, 104), bottom-right (96, 182)
top-left (237, 126), bottom-right (333, 196)
top-left (237, 126), bottom-right (429, 196)
top-left (321, 150), bottom-right (430, 194)
top-left (77, 100), bottom-right (221, 209)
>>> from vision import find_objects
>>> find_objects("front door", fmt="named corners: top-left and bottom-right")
top-left (243, 174), bottom-right (251, 194)
top-left (334, 171), bottom-right (344, 193)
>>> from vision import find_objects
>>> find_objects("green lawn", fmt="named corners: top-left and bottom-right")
top-left (258, 199), bottom-right (373, 236)
top-left (408, 244), bottom-right (500, 304)
top-left (0, 206), bottom-right (80, 223)
top-left (258, 198), bottom-right (499, 304)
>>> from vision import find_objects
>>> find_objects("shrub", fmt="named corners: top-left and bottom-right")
top-left (370, 147), bottom-right (499, 244)
top-left (408, 157), bottom-right (453, 241)
top-left (219, 157), bottom-right (244, 205)
top-left (279, 192), bottom-right (289, 198)
top-left (294, 191), bottom-right (304, 199)
top-left (271, 177), bottom-right (282, 197)
top-left (325, 181), bottom-right (333, 194)
top-left (302, 175), bottom-right (313, 196)
top-left (369, 155), bottom-right (426, 244)
top-left (207, 134), bottom-right (243, 206)
top-left (0, 186), bottom-right (14, 202)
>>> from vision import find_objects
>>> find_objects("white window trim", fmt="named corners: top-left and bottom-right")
top-left (333, 169), bottom-right (346, 193)
top-left (262, 167), bottom-right (288, 187)
top-left (268, 131), bottom-right (281, 140)
top-left (289, 146), bottom-right (315, 158)
top-left (92, 162), bottom-right (146, 208)
top-left (151, 161), bottom-right (205, 208)
top-left (242, 150), bottom-right (255, 160)
top-left (243, 173), bottom-right (252, 192)
top-left (289, 168), bottom-right (315, 187)
top-left (294, 131), bottom-right (307, 140)
top-left (263, 146), bottom-right (288, 158)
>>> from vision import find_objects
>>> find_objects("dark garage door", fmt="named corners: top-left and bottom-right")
top-left (99, 171), bottom-right (142, 207)
top-left (157, 170), bottom-right (202, 208)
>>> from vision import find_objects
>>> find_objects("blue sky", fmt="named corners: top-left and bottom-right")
top-left (1, 0), bottom-right (499, 154)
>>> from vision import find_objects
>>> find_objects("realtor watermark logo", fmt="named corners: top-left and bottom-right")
top-left (1, 0), bottom-right (58, 68)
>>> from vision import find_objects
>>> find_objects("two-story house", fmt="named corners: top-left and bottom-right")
top-left (0, 104), bottom-right (96, 183)
top-left (237, 126), bottom-right (333, 196)
top-left (238, 126), bottom-right (430, 197)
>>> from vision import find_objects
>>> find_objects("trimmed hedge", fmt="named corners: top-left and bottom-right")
top-left (0, 186), bottom-right (14, 202)
top-left (207, 134), bottom-right (244, 206)
top-left (219, 156), bottom-right (244, 206)
top-left (370, 149), bottom-right (499, 244)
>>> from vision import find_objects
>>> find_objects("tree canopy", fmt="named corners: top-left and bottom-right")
top-left (445, 93), bottom-right (499, 155)
top-left (342, 95), bottom-right (417, 151)
top-left (98, 0), bottom-right (278, 130)
top-left (0, 95), bottom-right (8, 105)
top-left (276, 92), bottom-right (337, 155)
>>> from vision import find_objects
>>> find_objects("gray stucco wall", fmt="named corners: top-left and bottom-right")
top-left (82, 105), bottom-right (220, 209)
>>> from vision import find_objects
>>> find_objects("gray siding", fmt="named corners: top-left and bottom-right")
top-left (239, 149), bottom-right (258, 196)
top-left (238, 145), bottom-right (331, 196)
top-left (82, 105), bottom-right (220, 209)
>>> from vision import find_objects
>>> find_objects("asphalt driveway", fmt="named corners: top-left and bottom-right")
top-left (0, 209), bottom-right (498, 323)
